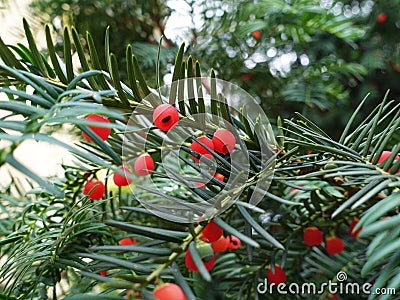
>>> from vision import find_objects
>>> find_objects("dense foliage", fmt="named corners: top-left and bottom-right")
top-left (28, 0), bottom-right (400, 136)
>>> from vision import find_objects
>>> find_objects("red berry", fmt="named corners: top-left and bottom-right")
top-left (377, 151), bottom-right (399, 164)
top-left (211, 236), bottom-right (229, 252)
top-left (376, 151), bottom-right (399, 173)
top-left (83, 180), bottom-right (105, 200)
top-left (303, 227), bottom-right (323, 246)
top-left (82, 114), bottom-right (111, 142)
top-left (326, 236), bottom-right (344, 255)
top-left (190, 136), bottom-right (215, 162)
top-left (153, 104), bottom-right (179, 132)
top-left (201, 220), bottom-right (223, 243)
top-left (330, 295), bottom-right (340, 300)
top-left (241, 73), bottom-right (255, 81)
top-left (195, 182), bottom-right (205, 188)
top-left (99, 271), bottom-right (108, 276)
top-left (252, 31), bottom-right (261, 39)
top-left (227, 235), bottom-right (241, 250)
top-left (134, 154), bottom-right (155, 176)
top-left (349, 218), bottom-right (362, 238)
top-left (153, 283), bottom-right (187, 300)
top-left (185, 250), bottom-right (215, 272)
top-left (377, 13), bottom-right (387, 23)
top-left (119, 237), bottom-right (137, 245)
top-left (214, 173), bottom-right (225, 182)
top-left (212, 129), bottom-right (236, 154)
top-left (267, 265), bottom-right (286, 284)
top-left (113, 167), bottom-right (133, 186)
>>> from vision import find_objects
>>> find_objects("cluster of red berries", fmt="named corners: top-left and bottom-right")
top-left (81, 113), bottom-right (156, 200)
top-left (190, 130), bottom-right (236, 188)
top-left (185, 220), bottom-right (241, 272)
top-left (302, 218), bottom-right (362, 255)
top-left (81, 105), bottom-right (237, 198)
top-left (267, 218), bottom-right (363, 284)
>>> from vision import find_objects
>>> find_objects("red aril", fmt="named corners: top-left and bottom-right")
top-left (153, 283), bottom-right (187, 300)
top-left (211, 236), bottom-right (229, 252)
top-left (376, 151), bottom-right (399, 173)
top-left (214, 173), bottom-right (225, 182)
top-left (377, 13), bottom-right (387, 23)
top-left (252, 31), bottom-right (261, 39)
top-left (185, 250), bottom-right (215, 272)
top-left (267, 265), bottom-right (287, 284)
top-left (326, 236), bottom-right (344, 255)
top-left (82, 114), bottom-right (111, 142)
top-left (83, 180), bottom-right (105, 200)
top-left (134, 154), bottom-right (155, 176)
top-left (212, 129), bottom-right (236, 154)
top-left (195, 182), bottom-right (205, 188)
top-left (119, 237), bottom-right (137, 245)
top-left (190, 136), bottom-right (214, 162)
top-left (228, 235), bottom-right (241, 250)
top-left (377, 151), bottom-right (399, 164)
top-left (200, 220), bottom-right (223, 243)
top-left (153, 104), bottom-right (179, 132)
top-left (349, 218), bottom-right (362, 238)
top-left (303, 227), bottom-right (323, 246)
top-left (113, 167), bottom-right (133, 186)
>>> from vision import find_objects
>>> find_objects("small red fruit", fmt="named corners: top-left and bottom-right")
top-left (349, 218), bottom-right (362, 238)
top-left (113, 167), bottom-right (133, 186)
top-left (195, 182), bottom-right (206, 188)
top-left (82, 114), bottom-right (111, 142)
top-left (377, 151), bottom-right (399, 164)
top-left (241, 73), bottom-right (254, 81)
top-left (185, 250), bottom-right (215, 272)
top-left (252, 31), bottom-right (261, 39)
top-left (330, 295), bottom-right (340, 300)
top-left (376, 151), bottom-right (399, 173)
top-left (190, 136), bottom-right (215, 162)
top-left (211, 236), bottom-right (229, 252)
top-left (153, 283), bottom-right (187, 300)
top-left (377, 13), bottom-right (387, 23)
top-left (212, 129), bottom-right (236, 154)
top-left (200, 220), bottom-right (223, 243)
top-left (267, 265), bottom-right (287, 284)
top-left (99, 271), bottom-right (108, 276)
top-left (119, 237), bottom-right (137, 245)
top-left (303, 227), bottom-right (323, 246)
top-left (153, 104), bottom-right (179, 132)
top-left (325, 236), bottom-right (344, 255)
top-left (83, 180), bottom-right (105, 200)
top-left (134, 154), bottom-right (155, 176)
top-left (214, 173), bottom-right (225, 182)
top-left (228, 235), bottom-right (241, 250)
